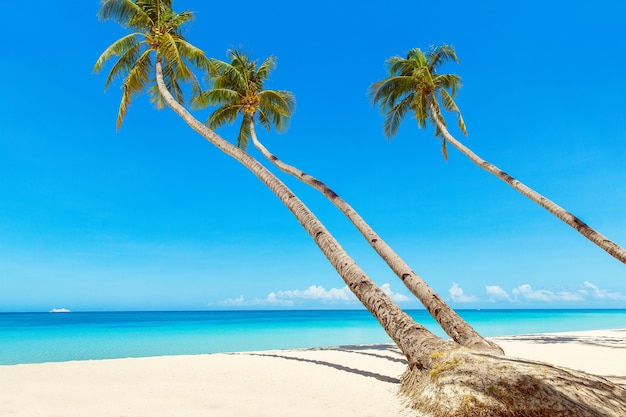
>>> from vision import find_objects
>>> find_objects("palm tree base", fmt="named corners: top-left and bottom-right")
top-left (399, 349), bottom-right (626, 416)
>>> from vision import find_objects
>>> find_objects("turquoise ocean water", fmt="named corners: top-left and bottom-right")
top-left (1, 309), bottom-right (624, 365)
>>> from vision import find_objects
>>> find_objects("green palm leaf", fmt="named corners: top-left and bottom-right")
top-left (439, 89), bottom-right (466, 135)
top-left (237, 115), bottom-right (252, 149)
top-left (206, 104), bottom-right (240, 130)
top-left (371, 44), bottom-right (467, 148)
top-left (427, 44), bottom-right (459, 71)
top-left (382, 95), bottom-right (413, 138)
top-left (192, 88), bottom-right (238, 110)
top-left (98, 0), bottom-right (153, 29)
top-left (93, 32), bottom-right (141, 75)
top-left (256, 56), bottom-right (277, 82)
top-left (116, 48), bottom-right (152, 128)
top-left (177, 39), bottom-right (213, 74)
top-left (102, 40), bottom-right (142, 90)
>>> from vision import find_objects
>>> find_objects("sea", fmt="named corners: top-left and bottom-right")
top-left (1, 309), bottom-right (624, 365)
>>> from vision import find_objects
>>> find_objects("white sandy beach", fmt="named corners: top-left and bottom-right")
top-left (0, 329), bottom-right (624, 417)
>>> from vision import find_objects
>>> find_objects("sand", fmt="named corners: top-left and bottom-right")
top-left (0, 329), bottom-right (624, 417)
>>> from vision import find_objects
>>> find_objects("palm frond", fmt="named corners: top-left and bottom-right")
top-left (176, 38), bottom-right (212, 74)
top-left (405, 48), bottom-right (428, 68)
top-left (237, 115), bottom-right (252, 149)
top-left (206, 104), bottom-right (240, 130)
top-left (192, 88), bottom-right (239, 110)
top-left (257, 90), bottom-right (294, 132)
top-left (117, 85), bottom-right (132, 129)
top-left (434, 74), bottom-right (462, 97)
top-left (441, 139), bottom-right (448, 160)
top-left (94, 32), bottom-right (141, 74)
top-left (165, 9), bottom-right (194, 32)
top-left (457, 112), bottom-right (467, 136)
top-left (439, 89), bottom-right (467, 136)
top-left (429, 99), bottom-right (450, 159)
top-left (427, 44), bottom-right (460, 71)
top-left (382, 95), bottom-right (413, 139)
top-left (101, 40), bottom-right (142, 90)
top-left (147, 83), bottom-right (165, 109)
top-left (414, 94), bottom-right (429, 130)
top-left (124, 48), bottom-right (153, 92)
top-left (258, 90), bottom-right (295, 115)
top-left (387, 52), bottom-right (420, 76)
top-left (97, 0), bottom-right (153, 29)
top-left (257, 103), bottom-right (287, 132)
top-left (116, 48), bottom-right (153, 128)
top-left (190, 89), bottom-right (209, 110)
top-left (256, 108), bottom-right (271, 131)
top-left (256, 55), bottom-right (276, 82)
top-left (135, 0), bottom-right (170, 26)
top-left (209, 59), bottom-right (247, 91)
top-left (369, 76), bottom-right (417, 111)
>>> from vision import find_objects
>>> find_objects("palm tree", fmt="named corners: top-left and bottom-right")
top-left (192, 49), bottom-right (295, 151)
top-left (95, 5), bottom-right (626, 414)
top-left (94, 0), bottom-right (456, 369)
top-left (93, 0), bottom-right (210, 129)
top-left (194, 49), bottom-right (500, 353)
top-left (370, 45), bottom-right (626, 265)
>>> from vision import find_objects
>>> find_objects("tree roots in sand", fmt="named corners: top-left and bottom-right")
top-left (400, 349), bottom-right (626, 416)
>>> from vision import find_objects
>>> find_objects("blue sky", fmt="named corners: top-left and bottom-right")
top-left (1, 0), bottom-right (625, 312)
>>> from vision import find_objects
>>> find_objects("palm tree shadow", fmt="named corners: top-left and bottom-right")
top-left (312, 344), bottom-right (408, 364)
top-left (234, 349), bottom-right (402, 384)
top-left (495, 332), bottom-right (626, 349)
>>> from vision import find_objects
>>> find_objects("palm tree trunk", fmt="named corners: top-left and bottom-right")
top-left (249, 120), bottom-right (502, 353)
top-left (428, 102), bottom-right (626, 265)
top-left (154, 59), bottom-right (455, 368)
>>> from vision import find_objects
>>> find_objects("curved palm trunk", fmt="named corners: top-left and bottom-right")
top-left (249, 120), bottom-right (502, 353)
top-left (428, 102), bottom-right (626, 265)
top-left (154, 60), bottom-right (455, 367)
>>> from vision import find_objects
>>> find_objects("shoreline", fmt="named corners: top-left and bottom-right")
top-left (0, 329), bottom-right (624, 416)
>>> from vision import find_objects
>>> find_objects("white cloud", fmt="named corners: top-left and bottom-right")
top-left (581, 281), bottom-right (626, 301)
top-left (449, 283), bottom-right (477, 303)
top-left (500, 282), bottom-right (620, 303)
top-left (218, 281), bottom-right (624, 308)
top-left (509, 284), bottom-right (584, 302)
top-left (218, 295), bottom-right (248, 307)
top-left (381, 283), bottom-right (410, 302)
top-left (270, 285), bottom-right (355, 302)
top-left (511, 284), bottom-right (555, 302)
top-left (218, 283), bottom-right (411, 307)
top-left (485, 285), bottom-right (513, 302)
top-left (554, 291), bottom-right (585, 302)
top-left (218, 285), bottom-right (356, 307)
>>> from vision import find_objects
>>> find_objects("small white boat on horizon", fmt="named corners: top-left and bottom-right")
top-left (49, 308), bottom-right (71, 313)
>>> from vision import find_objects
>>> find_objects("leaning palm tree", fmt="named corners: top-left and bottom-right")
top-left (193, 49), bottom-right (499, 353)
top-left (96, 4), bottom-right (626, 415)
top-left (192, 49), bottom-right (295, 151)
top-left (370, 45), bottom-right (626, 265)
top-left (94, 0), bottom-right (210, 129)
top-left (93, 0), bottom-right (461, 371)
